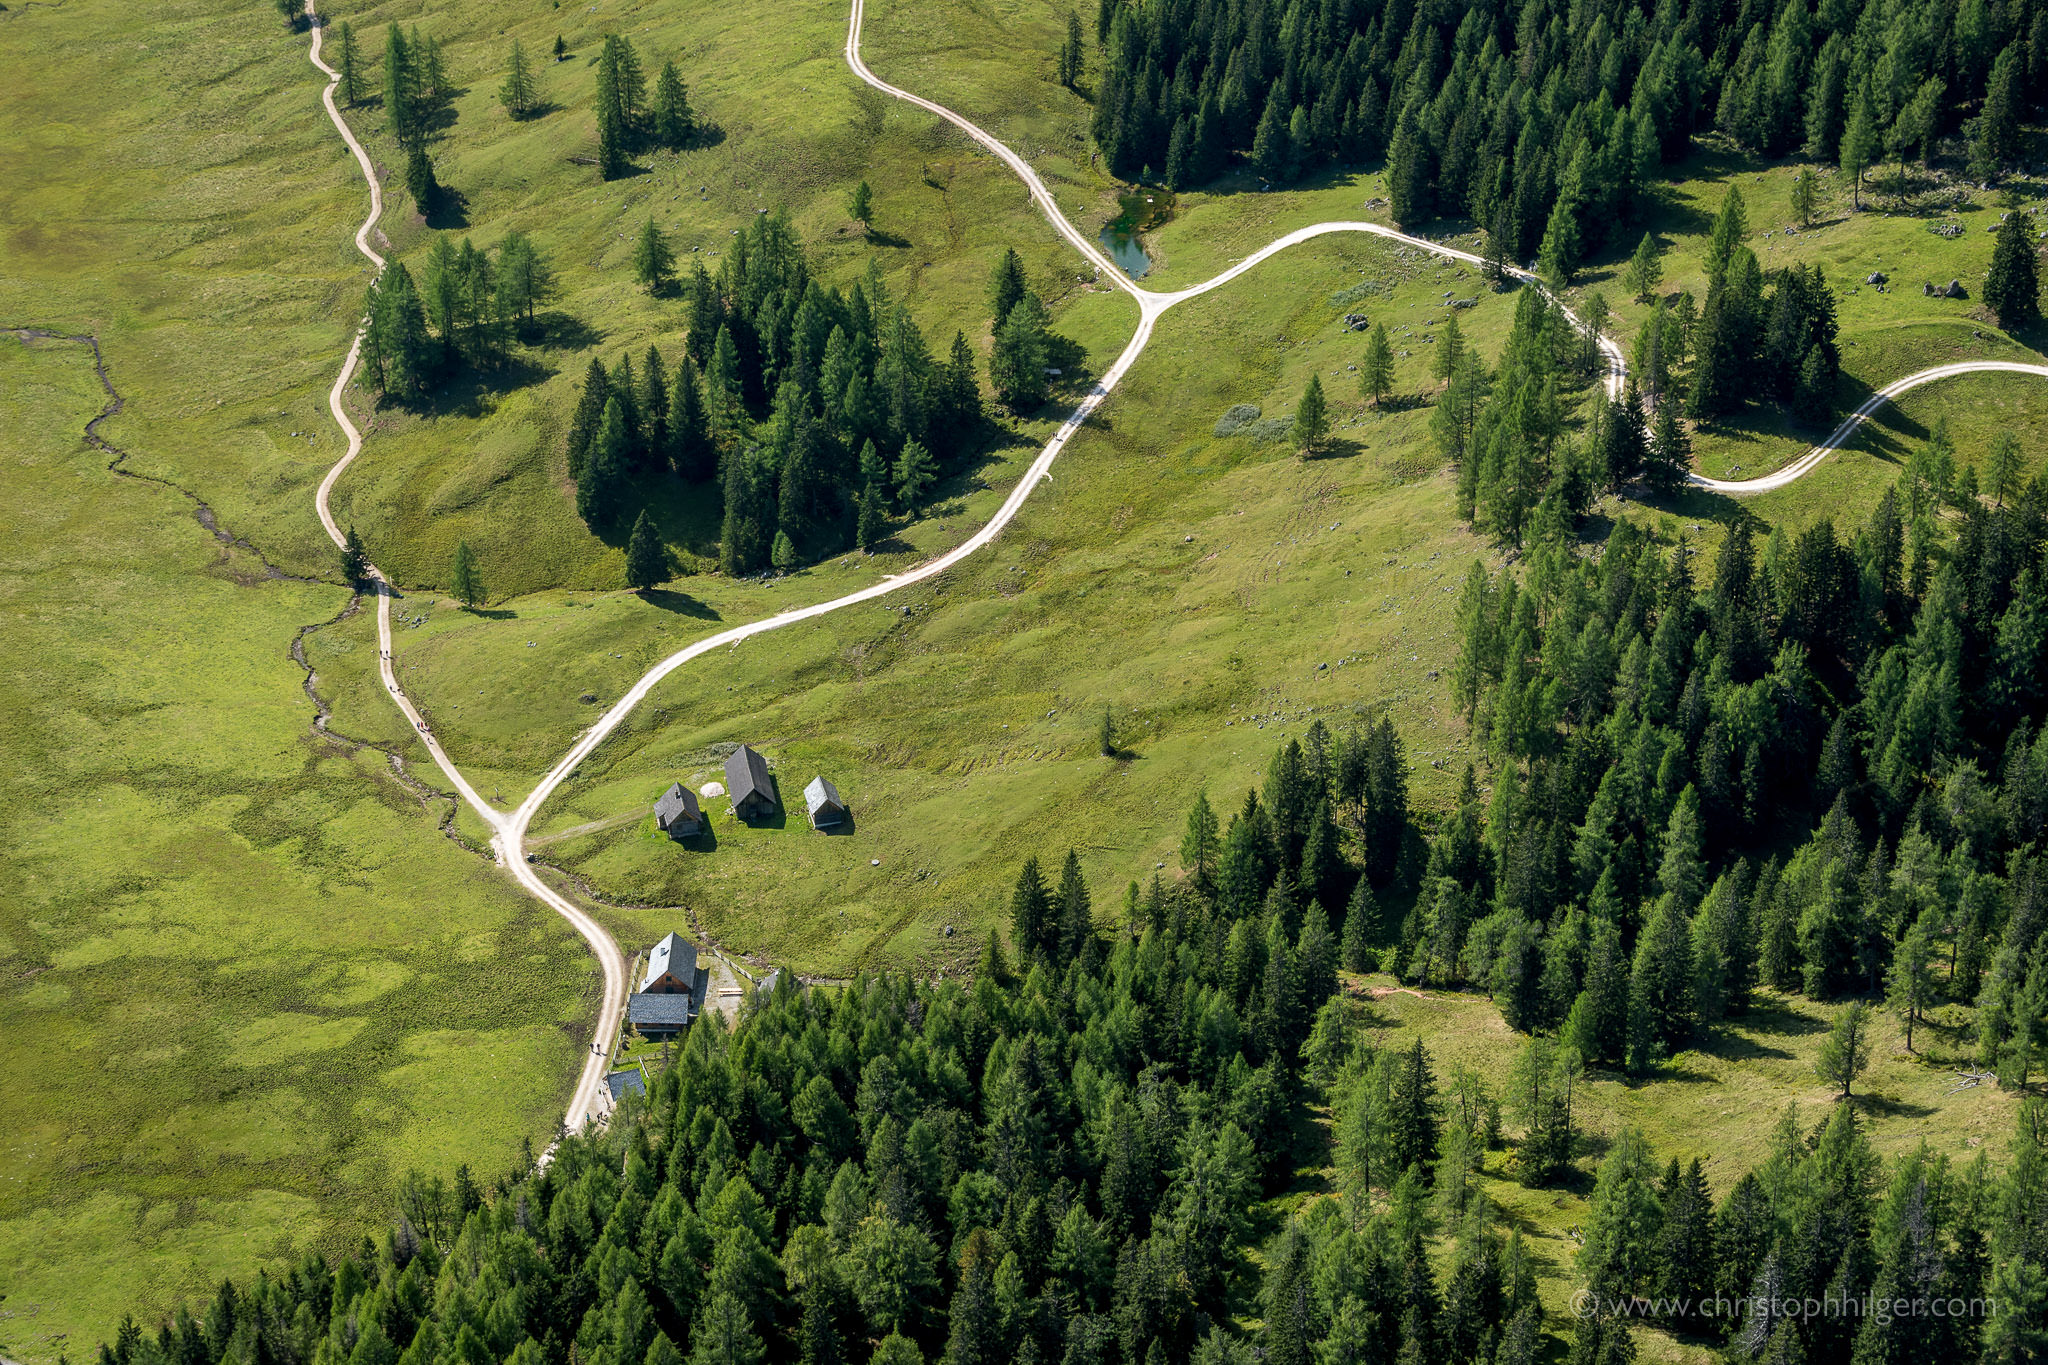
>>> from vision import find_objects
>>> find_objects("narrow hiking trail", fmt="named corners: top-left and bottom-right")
top-left (300, 0), bottom-right (2044, 1137)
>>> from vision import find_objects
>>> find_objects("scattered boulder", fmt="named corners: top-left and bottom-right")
top-left (1866, 271), bottom-right (1887, 285)
top-left (1450, 297), bottom-right (1479, 309)
top-left (1343, 312), bottom-right (1371, 331)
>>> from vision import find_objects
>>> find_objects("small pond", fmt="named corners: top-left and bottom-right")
top-left (1098, 190), bottom-right (1175, 279)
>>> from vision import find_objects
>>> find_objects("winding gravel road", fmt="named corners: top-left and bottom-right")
top-left (299, 0), bottom-right (2035, 1137)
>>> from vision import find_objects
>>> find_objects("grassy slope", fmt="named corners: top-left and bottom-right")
top-left (0, 335), bottom-right (588, 1363)
top-left (4, 0), bottom-right (2045, 1351)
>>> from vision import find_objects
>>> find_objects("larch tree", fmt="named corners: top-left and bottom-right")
top-left (632, 219), bottom-right (674, 294)
top-left (987, 247), bottom-right (1027, 326)
top-left (499, 40), bottom-right (537, 119)
top-left (404, 143), bottom-right (440, 215)
top-left (654, 61), bottom-right (693, 147)
top-left (1986, 208), bottom-right (2041, 330)
top-left (847, 180), bottom-right (874, 235)
top-left (1624, 233), bottom-right (1662, 302)
top-left (1432, 315), bottom-right (1465, 384)
top-left (1790, 168), bottom-right (1816, 227)
top-left (1838, 91), bottom-right (1877, 210)
top-left (1359, 323), bottom-right (1394, 408)
top-left (624, 511), bottom-right (664, 592)
top-left (892, 438), bottom-right (935, 512)
top-left (383, 25), bottom-right (416, 146)
top-left (1886, 910), bottom-right (1936, 1052)
top-left (1814, 1000), bottom-right (1872, 1099)
top-left (1988, 430), bottom-right (2022, 506)
top-left (336, 22), bottom-right (364, 106)
top-left (340, 526), bottom-right (370, 586)
top-left (1292, 375), bottom-right (1329, 457)
top-left (1058, 10), bottom-right (1084, 88)
top-left (989, 292), bottom-right (1050, 411)
top-left (449, 541), bottom-right (484, 608)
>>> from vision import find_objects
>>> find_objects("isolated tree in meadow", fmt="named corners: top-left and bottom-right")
top-left (1986, 209), bottom-right (2042, 330)
top-left (593, 35), bottom-right (641, 179)
top-left (1292, 375), bottom-right (1329, 456)
top-left (1058, 11), bottom-right (1084, 88)
top-left (404, 143), bottom-right (440, 214)
top-left (449, 541), bottom-right (484, 608)
top-left (1359, 323), bottom-right (1394, 408)
top-left (274, 0), bottom-right (298, 28)
top-left (499, 40), bottom-right (537, 119)
top-left (493, 229), bottom-right (554, 325)
top-left (1988, 430), bottom-right (2022, 506)
top-left (633, 219), bottom-right (674, 293)
top-left (1622, 232), bottom-right (1654, 300)
top-left (988, 247), bottom-right (1028, 326)
top-left (341, 526), bottom-right (370, 586)
top-left (383, 25), bottom-right (417, 146)
top-left (336, 22), bottom-right (364, 106)
top-left (654, 61), bottom-right (693, 147)
top-left (847, 180), bottom-right (874, 236)
top-left (1815, 1000), bottom-right (1872, 1100)
top-left (1838, 92), bottom-right (1877, 210)
top-left (1790, 168), bottom-right (1816, 227)
top-left (893, 438), bottom-right (936, 512)
top-left (552, 35), bottom-right (566, 61)
top-left (1098, 705), bottom-right (1116, 756)
top-left (624, 510), bottom-right (664, 591)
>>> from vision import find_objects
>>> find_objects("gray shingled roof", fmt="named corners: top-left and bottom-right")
top-left (804, 775), bottom-right (845, 825)
top-left (725, 745), bottom-right (774, 812)
top-left (627, 992), bottom-right (695, 1027)
top-left (654, 783), bottom-right (700, 829)
top-left (606, 1069), bottom-right (647, 1101)
top-left (643, 931), bottom-right (698, 992)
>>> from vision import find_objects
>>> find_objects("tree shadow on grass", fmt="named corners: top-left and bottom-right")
top-left (640, 587), bottom-right (719, 620)
top-left (520, 311), bottom-right (605, 351)
top-left (422, 185), bottom-right (471, 231)
top-left (1740, 997), bottom-right (1829, 1037)
top-left (1699, 1026), bottom-right (1794, 1063)
top-left (407, 354), bottom-right (554, 420)
top-left (1853, 1091), bottom-right (1937, 1120)
top-left (461, 606), bottom-right (518, 621)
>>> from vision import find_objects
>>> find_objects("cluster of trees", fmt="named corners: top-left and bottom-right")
top-left (1677, 189), bottom-right (1841, 422)
top-left (984, 249), bottom-right (1061, 413)
top-left (593, 33), bottom-right (698, 179)
top-left (1087, 0), bottom-right (2048, 270)
top-left (1413, 430), bottom-right (2048, 1083)
top-left (1564, 1102), bottom-right (2048, 1365)
top-left (321, 22), bottom-right (458, 211)
top-left (359, 231), bottom-right (556, 402)
top-left (564, 212), bottom-right (984, 574)
top-left (1429, 206), bottom-right (1841, 549)
top-left (94, 712), bottom-right (1574, 1365)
